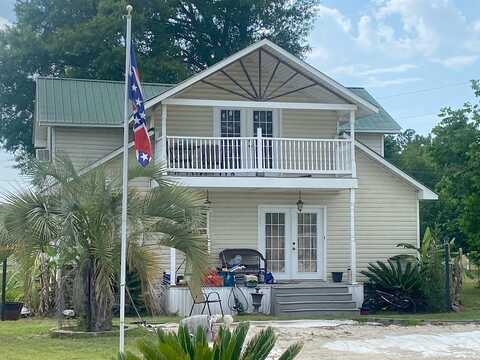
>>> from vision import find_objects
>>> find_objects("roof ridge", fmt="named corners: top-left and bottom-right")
top-left (35, 76), bottom-right (174, 87)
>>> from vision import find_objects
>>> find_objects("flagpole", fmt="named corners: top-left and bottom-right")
top-left (120, 4), bottom-right (132, 355)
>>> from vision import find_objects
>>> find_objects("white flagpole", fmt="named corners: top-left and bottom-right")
top-left (120, 4), bottom-right (132, 355)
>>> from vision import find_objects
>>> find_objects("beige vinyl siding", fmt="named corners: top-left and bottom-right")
top-left (54, 127), bottom-right (123, 170)
top-left (356, 133), bottom-right (384, 156)
top-left (167, 105), bottom-right (213, 136)
top-left (355, 149), bottom-right (418, 274)
top-left (150, 105), bottom-right (338, 140)
top-left (282, 109), bottom-right (337, 138)
top-left (207, 189), bottom-right (349, 278)
top-left (201, 147), bottom-right (418, 281)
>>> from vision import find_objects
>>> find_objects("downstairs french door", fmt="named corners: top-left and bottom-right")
top-left (258, 206), bottom-right (325, 280)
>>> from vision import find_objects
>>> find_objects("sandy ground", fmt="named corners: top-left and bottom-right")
top-left (250, 320), bottom-right (480, 360)
top-left (156, 320), bottom-right (480, 359)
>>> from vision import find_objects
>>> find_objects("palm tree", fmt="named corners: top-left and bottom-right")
top-left (2, 157), bottom-right (209, 331)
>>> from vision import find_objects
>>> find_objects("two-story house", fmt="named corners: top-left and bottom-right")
top-left (33, 40), bottom-right (437, 315)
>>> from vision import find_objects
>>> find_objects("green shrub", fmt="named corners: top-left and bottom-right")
top-left (121, 322), bottom-right (302, 360)
top-left (361, 258), bottom-right (422, 295)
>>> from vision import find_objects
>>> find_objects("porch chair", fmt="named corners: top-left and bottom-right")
top-left (188, 285), bottom-right (224, 317)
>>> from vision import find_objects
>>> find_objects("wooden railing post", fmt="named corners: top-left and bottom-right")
top-left (256, 127), bottom-right (263, 170)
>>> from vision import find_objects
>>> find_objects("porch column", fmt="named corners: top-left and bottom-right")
top-left (170, 247), bottom-right (176, 286)
top-left (350, 188), bottom-right (357, 284)
top-left (349, 109), bottom-right (357, 284)
top-left (161, 104), bottom-right (167, 163)
top-left (349, 110), bottom-right (356, 177)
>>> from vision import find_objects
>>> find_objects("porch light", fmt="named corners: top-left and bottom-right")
top-left (204, 190), bottom-right (211, 207)
top-left (296, 191), bottom-right (304, 213)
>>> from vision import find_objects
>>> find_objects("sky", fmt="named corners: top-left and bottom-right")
top-left (0, 0), bottom-right (479, 189)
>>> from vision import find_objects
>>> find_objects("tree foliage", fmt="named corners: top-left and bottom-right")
top-left (0, 0), bottom-right (319, 161)
top-left (385, 81), bottom-right (480, 254)
top-left (2, 157), bottom-right (209, 330)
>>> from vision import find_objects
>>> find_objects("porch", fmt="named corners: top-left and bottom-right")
top-left (165, 282), bottom-right (363, 316)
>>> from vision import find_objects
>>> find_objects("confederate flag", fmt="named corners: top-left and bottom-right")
top-left (128, 42), bottom-right (152, 167)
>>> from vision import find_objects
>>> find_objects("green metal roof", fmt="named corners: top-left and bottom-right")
top-left (35, 78), bottom-right (400, 132)
top-left (35, 77), bottom-right (172, 127)
top-left (341, 87), bottom-right (401, 133)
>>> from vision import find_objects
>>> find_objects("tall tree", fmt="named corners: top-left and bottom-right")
top-left (0, 0), bottom-right (319, 164)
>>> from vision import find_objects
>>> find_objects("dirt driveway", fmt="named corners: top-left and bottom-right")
top-left (248, 320), bottom-right (480, 360)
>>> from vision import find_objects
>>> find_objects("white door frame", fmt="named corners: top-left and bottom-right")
top-left (213, 108), bottom-right (280, 137)
top-left (258, 205), bottom-right (327, 280)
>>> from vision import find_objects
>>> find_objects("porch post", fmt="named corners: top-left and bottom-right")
top-left (256, 127), bottom-right (263, 170)
top-left (349, 110), bottom-right (356, 177)
top-left (349, 109), bottom-right (357, 284)
top-left (161, 104), bottom-right (167, 163)
top-left (170, 248), bottom-right (176, 286)
top-left (350, 188), bottom-right (357, 284)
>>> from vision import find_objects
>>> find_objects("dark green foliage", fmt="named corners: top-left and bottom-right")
top-left (0, 0), bottom-right (319, 165)
top-left (385, 81), bottom-right (480, 255)
top-left (361, 258), bottom-right (422, 296)
top-left (122, 322), bottom-right (302, 360)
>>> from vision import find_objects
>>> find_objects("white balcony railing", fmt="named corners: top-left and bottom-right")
top-left (166, 135), bottom-right (352, 175)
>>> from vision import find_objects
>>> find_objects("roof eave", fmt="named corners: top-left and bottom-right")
top-left (144, 39), bottom-right (379, 114)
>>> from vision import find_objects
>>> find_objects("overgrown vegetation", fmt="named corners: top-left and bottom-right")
top-left (1, 157), bottom-right (209, 331)
top-left (362, 228), bottom-right (447, 312)
top-left (122, 322), bottom-right (303, 360)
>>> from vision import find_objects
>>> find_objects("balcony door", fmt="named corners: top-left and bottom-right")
top-left (258, 206), bottom-right (325, 280)
top-left (214, 108), bottom-right (279, 171)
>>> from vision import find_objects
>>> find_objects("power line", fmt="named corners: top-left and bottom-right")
top-left (377, 81), bottom-right (473, 100)
top-left (395, 112), bottom-right (439, 120)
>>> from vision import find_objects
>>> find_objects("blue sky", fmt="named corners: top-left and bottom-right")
top-left (0, 0), bottom-right (479, 189)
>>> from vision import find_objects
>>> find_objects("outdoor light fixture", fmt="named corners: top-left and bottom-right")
top-left (296, 191), bottom-right (304, 212)
top-left (204, 190), bottom-right (211, 206)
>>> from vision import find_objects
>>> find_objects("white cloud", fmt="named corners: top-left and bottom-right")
top-left (307, 0), bottom-right (480, 87)
top-left (314, 4), bottom-right (351, 33)
top-left (0, 16), bottom-right (10, 30)
top-left (432, 55), bottom-right (479, 69)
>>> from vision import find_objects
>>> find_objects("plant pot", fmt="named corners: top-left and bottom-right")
top-left (1, 302), bottom-right (24, 321)
top-left (331, 272), bottom-right (343, 283)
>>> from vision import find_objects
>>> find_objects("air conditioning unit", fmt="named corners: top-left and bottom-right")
top-left (36, 148), bottom-right (50, 161)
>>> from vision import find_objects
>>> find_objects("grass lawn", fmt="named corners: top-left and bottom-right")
top-left (1, 280), bottom-right (479, 359)
top-left (0, 317), bottom-right (176, 360)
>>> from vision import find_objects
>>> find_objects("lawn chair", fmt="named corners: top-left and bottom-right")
top-left (188, 285), bottom-right (224, 317)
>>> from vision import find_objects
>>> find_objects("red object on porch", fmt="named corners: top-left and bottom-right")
top-left (202, 269), bottom-right (224, 287)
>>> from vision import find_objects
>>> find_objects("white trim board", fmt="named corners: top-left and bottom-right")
top-left (144, 39), bottom-right (378, 114)
top-left (355, 141), bottom-right (438, 200)
top-left (167, 176), bottom-right (358, 190)
top-left (164, 98), bottom-right (357, 111)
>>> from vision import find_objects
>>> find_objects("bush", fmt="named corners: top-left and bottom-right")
top-left (363, 228), bottom-right (447, 312)
top-left (121, 322), bottom-right (302, 360)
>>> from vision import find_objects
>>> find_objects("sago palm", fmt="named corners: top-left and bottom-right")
top-left (122, 322), bottom-right (303, 360)
top-left (2, 156), bottom-right (209, 331)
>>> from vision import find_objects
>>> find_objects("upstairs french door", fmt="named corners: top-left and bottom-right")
top-left (258, 206), bottom-right (325, 280)
top-left (214, 108), bottom-right (279, 170)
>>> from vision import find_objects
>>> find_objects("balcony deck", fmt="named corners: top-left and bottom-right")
top-left (165, 135), bottom-right (352, 177)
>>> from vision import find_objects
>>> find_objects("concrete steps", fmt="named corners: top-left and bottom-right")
top-left (271, 284), bottom-right (359, 316)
